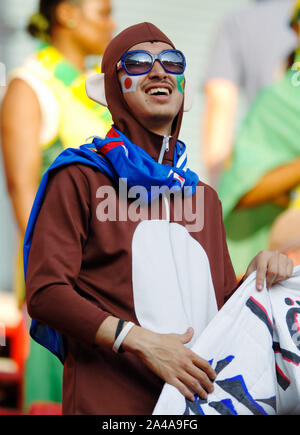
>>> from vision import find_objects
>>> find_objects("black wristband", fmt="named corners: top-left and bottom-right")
top-left (115, 318), bottom-right (126, 353)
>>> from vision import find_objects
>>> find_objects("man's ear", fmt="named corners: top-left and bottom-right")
top-left (183, 78), bottom-right (194, 112)
top-left (85, 73), bottom-right (108, 106)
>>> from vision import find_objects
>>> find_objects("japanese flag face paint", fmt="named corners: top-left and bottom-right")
top-left (120, 74), bottom-right (142, 93)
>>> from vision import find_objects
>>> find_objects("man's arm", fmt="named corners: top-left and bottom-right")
top-left (26, 166), bottom-right (110, 346)
top-left (237, 157), bottom-right (300, 208)
top-left (26, 165), bottom-right (216, 402)
top-left (95, 317), bottom-right (216, 402)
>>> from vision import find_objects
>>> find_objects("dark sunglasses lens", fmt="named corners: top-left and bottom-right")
top-left (124, 52), bottom-right (152, 74)
top-left (161, 51), bottom-right (185, 73)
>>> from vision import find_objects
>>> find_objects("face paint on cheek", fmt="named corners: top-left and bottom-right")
top-left (176, 75), bottom-right (185, 94)
top-left (120, 74), bottom-right (142, 93)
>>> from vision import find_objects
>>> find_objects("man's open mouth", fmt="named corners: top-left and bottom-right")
top-left (145, 86), bottom-right (172, 96)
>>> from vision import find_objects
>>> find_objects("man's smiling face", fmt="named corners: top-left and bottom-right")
top-left (117, 41), bottom-right (184, 136)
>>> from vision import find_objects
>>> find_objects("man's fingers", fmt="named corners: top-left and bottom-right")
top-left (287, 258), bottom-right (294, 277)
top-left (178, 372), bottom-right (210, 400)
top-left (255, 250), bottom-right (294, 291)
top-left (266, 252), bottom-right (279, 289)
top-left (265, 251), bottom-right (294, 289)
top-left (273, 255), bottom-right (294, 285)
top-left (186, 363), bottom-right (215, 394)
top-left (255, 252), bottom-right (268, 290)
top-left (166, 347), bottom-right (216, 401)
top-left (192, 354), bottom-right (216, 381)
top-left (179, 327), bottom-right (194, 344)
top-left (276, 253), bottom-right (291, 282)
top-left (172, 379), bottom-right (196, 402)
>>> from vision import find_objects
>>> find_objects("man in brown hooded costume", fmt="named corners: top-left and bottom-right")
top-left (25, 23), bottom-right (293, 415)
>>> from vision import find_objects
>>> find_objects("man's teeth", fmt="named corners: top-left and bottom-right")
top-left (147, 87), bottom-right (170, 96)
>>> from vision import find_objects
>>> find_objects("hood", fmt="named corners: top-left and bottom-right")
top-left (101, 22), bottom-right (184, 164)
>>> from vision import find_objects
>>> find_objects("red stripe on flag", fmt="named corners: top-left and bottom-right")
top-left (173, 172), bottom-right (184, 187)
top-left (107, 128), bottom-right (120, 139)
top-left (249, 296), bottom-right (273, 327)
top-left (101, 141), bottom-right (123, 154)
top-left (274, 350), bottom-right (299, 366)
top-left (275, 363), bottom-right (290, 382)
top-left (294, 312), bottom-right (300, 335)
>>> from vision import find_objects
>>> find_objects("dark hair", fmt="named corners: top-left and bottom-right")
top-left (27, 0), bottom-right (80, 41)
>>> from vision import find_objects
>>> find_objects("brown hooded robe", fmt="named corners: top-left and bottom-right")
top-left (26, 23), bottom-right (237, 415)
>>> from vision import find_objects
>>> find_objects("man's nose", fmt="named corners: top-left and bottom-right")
top-left (148, 60), bottom-right (167, 78)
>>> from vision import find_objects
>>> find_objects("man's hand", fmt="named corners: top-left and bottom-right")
top-left (123, 326), bottom-right (216, 402)
top-left (244, 250), bottom-right (294, 291)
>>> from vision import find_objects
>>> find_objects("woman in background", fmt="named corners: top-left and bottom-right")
top-left (0, 0), bottom-right (114, 413)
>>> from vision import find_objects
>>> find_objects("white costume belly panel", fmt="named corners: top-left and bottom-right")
top-left (132, 220), bottom-right (218, 348)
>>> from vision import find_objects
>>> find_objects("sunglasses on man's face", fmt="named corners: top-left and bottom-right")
top-left (117, 49), bottom-right (186, 76)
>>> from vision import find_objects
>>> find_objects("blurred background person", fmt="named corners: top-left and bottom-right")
top-left (202, 0), bottom-right (297, 187)
top-left (217, 0), bottom-right (300, 279)
top-left (269, 208), bottom-right (300, 266)
top-left (0, 0), bottom-right (114, 413)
